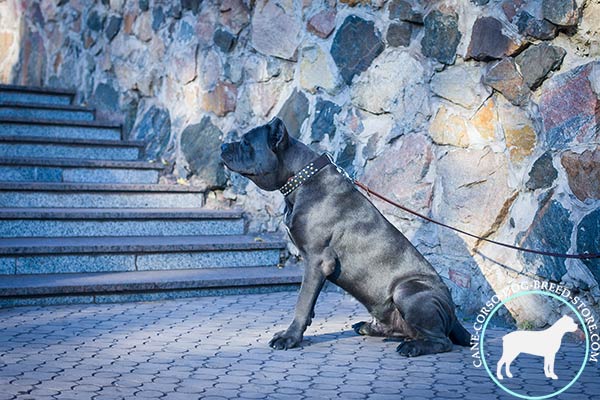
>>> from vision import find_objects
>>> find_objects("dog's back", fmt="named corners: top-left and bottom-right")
top-left (502, 330), bottom-right (559, 357)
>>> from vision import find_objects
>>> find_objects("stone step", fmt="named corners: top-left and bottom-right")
top-left (0, 266), bottom-right (302, 307)
top-left (0, 235), bottom-right (286, 275)
top-left (0, 208), bottom-right (245, 237)
top-left (0, 84), bottom-right (74, 106)
top-left (0, 266), bottom-right (302, 296)
top-left (0, 157), bottom-right (163, 184)
top-left (0, 136), bottom-right (142, 161)
top-left (0, 102), bottom-right (95, 122)
top-left (0, 117), bottom-right (122, 141)
top-left (0, 182), bottom-right (205, 208)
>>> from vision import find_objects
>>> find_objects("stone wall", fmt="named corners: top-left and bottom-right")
top-left (1, 0), bottom-right (599, 324)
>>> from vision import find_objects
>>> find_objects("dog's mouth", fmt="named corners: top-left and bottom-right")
top-left (220, 155), bottom-right (257, 177)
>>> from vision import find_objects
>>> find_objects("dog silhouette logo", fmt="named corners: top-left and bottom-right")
top-left (496, 315), bottom-right (579, 380)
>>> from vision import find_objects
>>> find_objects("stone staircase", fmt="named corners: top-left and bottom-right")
top-left (0, 84), bottom-right (301, 307)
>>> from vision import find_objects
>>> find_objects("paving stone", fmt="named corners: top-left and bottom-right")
top-left (0, 292), bottom-right (598, 399)
top-left (238, 392), bottom-right (267, 399)
top-left (134, 389), bottom-right (164, 398)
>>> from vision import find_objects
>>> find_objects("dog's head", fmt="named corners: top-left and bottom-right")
top-left (558, 315), bottom-right (578, 332)
top-left (220, 117), bottom-right (291, 191)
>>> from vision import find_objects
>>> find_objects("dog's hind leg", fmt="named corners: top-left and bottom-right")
top-left (392, 286), bottom-right (454, 357)
top-left (545, 355), bottom-right (558, 380)
top-left (503, 351), bottom-right (518, 378)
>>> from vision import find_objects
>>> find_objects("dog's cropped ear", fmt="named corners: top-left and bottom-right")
top-left (268, 117), bottom-right (289, 152)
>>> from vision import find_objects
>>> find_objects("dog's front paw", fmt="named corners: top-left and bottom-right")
top-left (269, 330), bottom-right (302, 350)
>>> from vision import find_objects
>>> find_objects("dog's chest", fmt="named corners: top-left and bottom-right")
top-left (283, 205), bottom-right (298, 246)
top-left (283, 203), bottom-right (312, 250)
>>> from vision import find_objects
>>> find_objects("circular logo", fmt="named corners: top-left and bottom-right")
top-left (480, 290), bottom-right (590, 400)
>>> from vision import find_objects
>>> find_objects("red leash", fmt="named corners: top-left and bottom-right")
top-left (354, 180), bottom-right (600, 260)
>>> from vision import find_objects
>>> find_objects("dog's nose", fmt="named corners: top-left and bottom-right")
top-left (220, 143), bottom-right (230, 153)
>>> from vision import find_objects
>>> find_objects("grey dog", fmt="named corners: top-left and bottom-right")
top-left (220, 117), bottom-right (471, 356)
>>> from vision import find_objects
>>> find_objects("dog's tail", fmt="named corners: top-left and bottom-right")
top-left (449, 320), bottom-right (472, 347)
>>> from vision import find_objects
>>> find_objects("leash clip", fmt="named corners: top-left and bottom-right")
top-left (325, 152), bottom-right (355, 183)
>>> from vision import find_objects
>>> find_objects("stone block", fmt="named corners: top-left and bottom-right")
top-left (389, 0), bottom-right (423, 23)
top-left (525, 152), bottom-right (557, 190)
top-left (181, 117), bottom-right (226, 188)
top-left (467, 17), bottom-right (522, 61)
top-left (518, 200), bottom-right (572, 281)
top-left (576, 208), bottom-right (600, 283)
top-left (386, 22), bottom-right (412, 47)
top-left (497, 97), bottom-right (536, 162)
top-left (311, 99), bottom-right (341, 142)
top-left (251, 0), bottom-right (301, 60)
top-left (130, 106), bottom-right (171, 159)
top-left (351, 50), bottom-right (425, 115)
top-left (277, 89), bottom-right (309, 138)
top-left (542, 0), bottom-right (579, 26)
top-left (431, 65), bottom-right (490, 109)
top-left (515, 43), bottom-right (566, 89)
top-left (561, 149), bottom-right (600, 201)
top-left (331, 16), bottom-right (384, 84)
top-left (299, 45), bottom-right (340, 95)
top-left (307, 8), bottom-right (336, 39)
top-left (483, 58), bottom-right (531, 106)
top-left (539, 61), bottom-right (600, 147)
top-left (420, 10), bottom-right (461, 65)
top-left (429, 106), bottom-right (469, 147)
top-left (437, 148), bottom-right (512, 245)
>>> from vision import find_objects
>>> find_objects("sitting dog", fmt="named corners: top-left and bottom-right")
top-left (496, 315), bottom-right (578, 380)
top-left (220, 117), bottom-right (471, 356)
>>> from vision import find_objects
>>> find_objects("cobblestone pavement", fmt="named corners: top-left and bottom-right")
top-left (0, 291), bottom-right (597, 400)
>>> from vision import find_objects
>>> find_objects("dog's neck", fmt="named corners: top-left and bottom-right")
top-left (546, 319), bottom-right (571, 337)
top-left (280, 142), bottom-right (318, 178)
top-left (278, 141), bottom-right (319, 203)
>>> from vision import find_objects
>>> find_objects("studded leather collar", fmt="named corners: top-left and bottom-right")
top-left (279, 153), bottom-right (332, 197)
